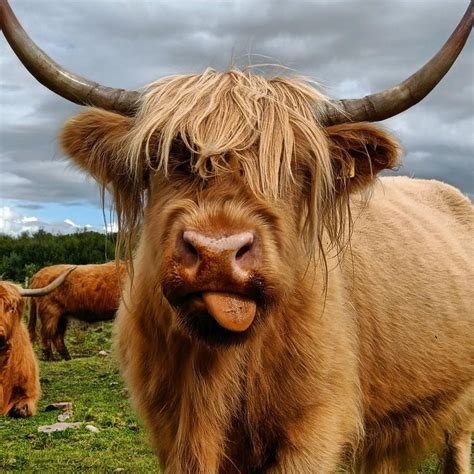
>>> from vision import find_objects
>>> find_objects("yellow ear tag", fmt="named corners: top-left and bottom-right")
top-left (348, 158), bottom-right (355, 178)
top-left (337, 158), bottom-right (356, 180)
top-left (336, 158), bottom-right (355, 179)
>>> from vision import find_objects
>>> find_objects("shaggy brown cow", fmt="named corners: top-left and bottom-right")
top-left (0, 269), bottom-right (74, 417)
top-left (28, 262), bottom-right (126, 361)
top-left (2, 1), bottom-right (473, 472)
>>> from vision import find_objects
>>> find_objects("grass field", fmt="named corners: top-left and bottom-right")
top-left (0, 319), bottom-right (465, 473)
top-left (0, 322), bottom-right (159, 473)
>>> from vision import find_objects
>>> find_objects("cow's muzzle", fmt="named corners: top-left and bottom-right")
top-left (172, 229), bottom-right (261, 332)
top-left (164, 229), bottom-right (269, 342)
top-left (0, 329), bottom-right (10, 353)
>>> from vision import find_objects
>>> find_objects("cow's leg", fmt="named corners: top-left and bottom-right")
top-left (444, 429), bottom-right (472, 474)
top-left (40, 306), bottom-right (63, 361)
top-left (267, 410), bottom-right (359, 474)
top-left (7, 385), bottom-right (38, 418)
top-left (52, 316), bottom-right (71, 361)
top-left (268, 445), bottom-right (342, 473)
top-left (40, 335), bottom-right (54, 361)
top-left (8, 398), bottom-right (36, 418)
top-left (36, 302), bottom-right (54, 360)
top-left (367, 457), bottom-right (400, 474)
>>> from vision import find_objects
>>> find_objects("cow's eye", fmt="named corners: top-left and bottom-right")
top-left (169, 139), bottom-right (193, 177)
top-left (171, 158), bottom-right (193, 177)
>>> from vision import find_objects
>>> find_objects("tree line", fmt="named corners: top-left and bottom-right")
top-left (0, 230), bottom-right (116, 283)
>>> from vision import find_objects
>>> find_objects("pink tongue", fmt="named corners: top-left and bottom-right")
top-left (202, 292), bottom-right (256, 332)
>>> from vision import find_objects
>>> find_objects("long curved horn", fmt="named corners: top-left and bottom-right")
top-left (321, 2), bottom-right (473, 125)
top-left (0, 0), bottom-right (140, 115)
top-left (19, 266), bottom-right (76, 297)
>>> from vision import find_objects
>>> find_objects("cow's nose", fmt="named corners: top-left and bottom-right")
top-left (179, 230), bottom-right (258, 275)
top-left (0, 328), bottom-right (7, 350)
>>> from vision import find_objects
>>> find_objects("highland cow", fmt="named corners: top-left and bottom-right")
top-left (28, 262), bottom-right (126, 361)
top-left (0, 269), bottom-right (73, 417)
top-left (1, 1), bottom-right (473, 472)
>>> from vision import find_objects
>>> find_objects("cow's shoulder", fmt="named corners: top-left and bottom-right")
top-left (375, 176), bottom-right (472, 224)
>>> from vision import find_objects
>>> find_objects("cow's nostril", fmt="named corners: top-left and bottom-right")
top-left (235, 243), bottom-right (252, 260)
top-left (178, 231), bottom-right (202, 267)
top-left (184, 241), bottom-right (199, 257)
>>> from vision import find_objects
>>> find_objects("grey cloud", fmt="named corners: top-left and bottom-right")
top-left (17, 203), bottom-right (43, 210)
top-left (0, 0), bottom-right (472, 209)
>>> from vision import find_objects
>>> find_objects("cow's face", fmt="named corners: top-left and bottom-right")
top-left (142, 154), bottom-right (298, 345)
top-left (0, 283), bottom-right (23, 353)
top-left (61, 73), bottom-right (400, 345)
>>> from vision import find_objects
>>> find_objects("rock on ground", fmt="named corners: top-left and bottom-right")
top-left (85, 424), bottom-right (100, 433)
top-left (38, 422), bottom-right (81, 433)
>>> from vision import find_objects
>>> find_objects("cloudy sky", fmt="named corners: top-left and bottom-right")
top-left (0, 0), bottom-right (472, 234)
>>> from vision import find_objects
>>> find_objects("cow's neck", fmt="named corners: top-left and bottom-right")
top-left (154, 281), bottom-right (318, 471)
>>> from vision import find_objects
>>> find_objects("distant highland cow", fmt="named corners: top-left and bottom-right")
top-left (28, 262), bottom-right (126, 361)
top-left (0, 269), bottom-right (73, 416)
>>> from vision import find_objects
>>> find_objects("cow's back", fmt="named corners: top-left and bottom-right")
top-left (341, 176), bottom-right (473, 458)
top-left (31, 263), bottom-right (124, 317)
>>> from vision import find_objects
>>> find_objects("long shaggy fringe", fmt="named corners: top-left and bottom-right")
top-left (112, 69), bottom-right (346, 258)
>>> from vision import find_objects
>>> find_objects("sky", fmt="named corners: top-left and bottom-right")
top-left (0, 0), bottom-right (472, 235)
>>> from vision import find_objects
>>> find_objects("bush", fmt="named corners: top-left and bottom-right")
top-left (0, 230), bottom-right (117, 282)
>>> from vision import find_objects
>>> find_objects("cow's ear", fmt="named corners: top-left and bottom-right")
top-left (326, 123), bottom-right (401, 194)
top-left (60, 108), bottom-right (134, 187)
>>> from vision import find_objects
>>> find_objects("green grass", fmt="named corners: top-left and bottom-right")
top-left (0, 320), bottom-right (468, 472)
top-left (0, 321), bottom-right (159, 473)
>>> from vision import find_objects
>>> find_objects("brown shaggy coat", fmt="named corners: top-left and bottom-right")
top-left (0, 282), bottom-right (40, 417)
top-left (29, 262), bottom-right (126, 360)
top-left (60, 71), bottom-right (473, 473)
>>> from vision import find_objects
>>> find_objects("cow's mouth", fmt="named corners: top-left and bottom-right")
top-left (188, 292), bottom-right (256, 332)
top-left (0, 336), bottom-right (9, 353)
top-left (163, 272), bottom-right (272, 345)
top-left (171, 291), bottom-right (260, 346)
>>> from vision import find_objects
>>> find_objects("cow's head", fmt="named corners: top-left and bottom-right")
top-left (59, 72), bottom-right (401, 345)
top-left (1, 1), bottom-right (471, 345)
top-left (0, 270), bottom-right (74, 352)
top-left (0, 282), bottom-right (23, 353)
